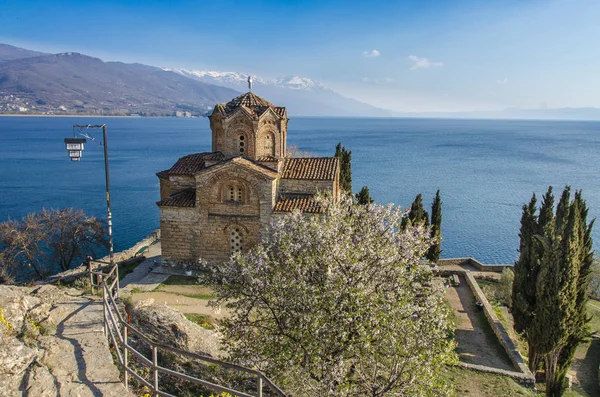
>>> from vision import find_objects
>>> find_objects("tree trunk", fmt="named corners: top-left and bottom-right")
top-left (527, 339), bottom-right (540, 374)
top-left (545, 349), bottom-right (563, 397)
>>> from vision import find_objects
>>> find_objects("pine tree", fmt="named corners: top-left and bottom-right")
top-left (355, 186), bottom-right (374, 205)
top-left (426, 190), bottom-right (442, 263)
top-left (335, 142), bottom-right (352, 193)
top-left (401, 194), bottom-right (430, 230)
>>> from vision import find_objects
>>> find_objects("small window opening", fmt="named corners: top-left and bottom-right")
top-left (228, 186), bottom-right (242, 202)
top-left (230, 228), bottom-right (242, 254)
top-left (239, 135), bottom-right (245, 154)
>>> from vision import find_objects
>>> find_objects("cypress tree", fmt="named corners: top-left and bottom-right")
top-left (355, 186), bottom-right (374, 205)
top-left (523, 186), bottom-right (594, 396)
top-left (335, 143), bottom-right (352, 193)
top-left (554, 191), bottom-right (595, 395)
top-left (401, 194), bottom-right (430, 230)
top-left (426, 189), bottom-right (442, 263)
top-left (512, 193), bottom-right (539, 367)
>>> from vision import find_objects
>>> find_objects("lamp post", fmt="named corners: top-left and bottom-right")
top-left (65, 124), bottom-right (118, 296)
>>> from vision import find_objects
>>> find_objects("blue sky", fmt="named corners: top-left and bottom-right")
top-left (1, 0), bottom-right (599, 112)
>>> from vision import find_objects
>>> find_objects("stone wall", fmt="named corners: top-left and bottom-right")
top-left (279, 179), bottom-right (335, 195)
top-left (161, 163), bottom-right (277, 264)
top-left (160, 207), bottom-right (201, 261)
top-left (170, 175), bottom-right (195, 193)
top-left (438, 257), bottom-right (512, 272)
top-left (459, 269), bottom-right (535, 386)
top-left (217, 113), bottom-right (257, 158)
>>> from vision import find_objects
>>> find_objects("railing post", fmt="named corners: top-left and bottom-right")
top-left (258, 375), bottom-right (263, 397)
top-left (123, 324), bottom-right (128, 388)
top-left (87, 256), bottom-right (94, 295)
top-left (101, 275), bottom-right (107, 337)
top-left (152, 346), bottom-right (159, 396)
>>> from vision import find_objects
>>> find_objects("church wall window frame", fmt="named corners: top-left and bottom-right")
top-left (224, 223), bottom-right (248, 256)
top-left (221, 180), bottom-right (247, 204)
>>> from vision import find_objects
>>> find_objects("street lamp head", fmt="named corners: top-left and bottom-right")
top-left (64, 138), bottom-right (86, 161)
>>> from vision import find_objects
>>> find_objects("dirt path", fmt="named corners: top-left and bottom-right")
top-left (445, 276), bottom-right (515, 371)
top-left (571, 339), bottom-right (600, 396)
top-left (130, 284), bottom-right (230, 321)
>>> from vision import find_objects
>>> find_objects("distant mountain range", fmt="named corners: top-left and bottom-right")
top-left (166, 69), bottom-right (392, 117)
top-left (0, 44), bottom-right (238, 116)
top-left (0, 43), bottom-right (391, 117)
top-left (1, 43), bottom-right (600, 119)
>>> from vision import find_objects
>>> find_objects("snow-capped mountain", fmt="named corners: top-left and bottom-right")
top-left (165, 68), bottom-right (391, 117)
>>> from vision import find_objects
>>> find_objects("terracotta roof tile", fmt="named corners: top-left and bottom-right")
top-left (256, 155), bottom-right (279, 162)
top-left (281, 157), bottom-right (338, 180)
top-left (213, 92), bottom-right (287, 120)
top-left (274, 194), bottom-right (322, 213)
top-left (230, 157), bottom-right (278, 178)
top-left (156, 170), bottom-right (169, 179)
top-left (164, 152), bottom-right (225, 176)
top-left (156, 189), bottom-right (196, 208)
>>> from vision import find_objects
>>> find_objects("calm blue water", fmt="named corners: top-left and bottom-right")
top-left (0, 116), bottom-right (598, 264)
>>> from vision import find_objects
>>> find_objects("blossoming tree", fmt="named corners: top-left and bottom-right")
top-left (208, 195), bottom-right (456, 397)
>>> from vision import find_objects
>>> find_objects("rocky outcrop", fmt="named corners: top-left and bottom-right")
top-left (128, 298), bottom-right (223, 358)
top-left (0, 284), bottom-right (132, 397)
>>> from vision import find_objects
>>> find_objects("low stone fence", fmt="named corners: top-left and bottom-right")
top-left (438, 257), bottom-right (511, 272)
top-left (39, 229), bottom-right (161, 285)
top-left (100, 229), bottom-right (161, 264)
top-left (441, 267), bottom-right (535, 387)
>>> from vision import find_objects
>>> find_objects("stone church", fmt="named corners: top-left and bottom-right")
top-left (156, 88), bottom-right (340, 263)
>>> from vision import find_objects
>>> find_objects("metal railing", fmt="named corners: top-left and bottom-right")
top-left (90, 264), bottom-right (287, 397)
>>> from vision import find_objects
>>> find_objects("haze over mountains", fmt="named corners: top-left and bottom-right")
top-left (1, 43), bottom-right (600, 120)
top-left (168, 69), bottom-right (391, 117)
top-left (0, 43), bottom-right (390, 117)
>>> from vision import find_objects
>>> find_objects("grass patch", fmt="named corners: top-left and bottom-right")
top-left (587, 300), bottom-right (600, 334)
top-left (177, 292), bottom-right (214, 300)
top-left (184, 313), bottom-right (215, 330)
top-left (155, 275), bottom-right (215, 300)
top-left (161, 275), bottom-right (201, 286)
top-left (118, 256), bottom-right (145, 281)
top-left (444, 365), bottom-right (535, 396)
top-left (476, 279), bottom-right (502, 304)
top-left (130, 287), bottom-right (143, 294)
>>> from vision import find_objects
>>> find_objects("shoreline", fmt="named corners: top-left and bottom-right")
top-left (0, 114), bottom-right (199, 118)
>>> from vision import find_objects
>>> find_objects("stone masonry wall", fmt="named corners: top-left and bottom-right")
top-left (160, 207), bottom-right (201, 261)
top-left (169, 175), bottom-right (195, 193)
top-left (438, 257), bottom-right (512, 272)
top-left (279, 179), bottom-right (335, 195)
top-left (160, 163), bottom-right (277, 264)
top-left (462, 270), bottom-right (535, 386)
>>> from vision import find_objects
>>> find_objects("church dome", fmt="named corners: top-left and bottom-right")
top-left (213, 92), bottom-right (287, 119)
top-left (226, 92), bottom-right (273, 109)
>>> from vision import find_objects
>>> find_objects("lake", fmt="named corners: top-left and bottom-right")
top-left (0, 116), bottom-right (598, 264)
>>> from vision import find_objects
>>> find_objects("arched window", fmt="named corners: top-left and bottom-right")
top-left (264, 134), bottom-right (274, 155)
top-left (239, 135), bottom-right (245, 154)
top-left (230, 228), bottom-right (242, 254)
top-left (228, 185), bottom-right (243, 202)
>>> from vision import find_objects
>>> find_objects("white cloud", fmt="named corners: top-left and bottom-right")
top-left (497, 77), bottom-right (508, 84)
top-left (362, 50), bottom-right (381, 58)
top-left (408, 55), bottom-right (443, 70)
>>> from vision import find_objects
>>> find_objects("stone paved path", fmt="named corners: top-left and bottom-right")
top-left (0, 284), bottom-right (134, 397)
top-left (31, 296), bottom-right (134, 397)
top-left (120, 240), bottom-right (170, 294)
